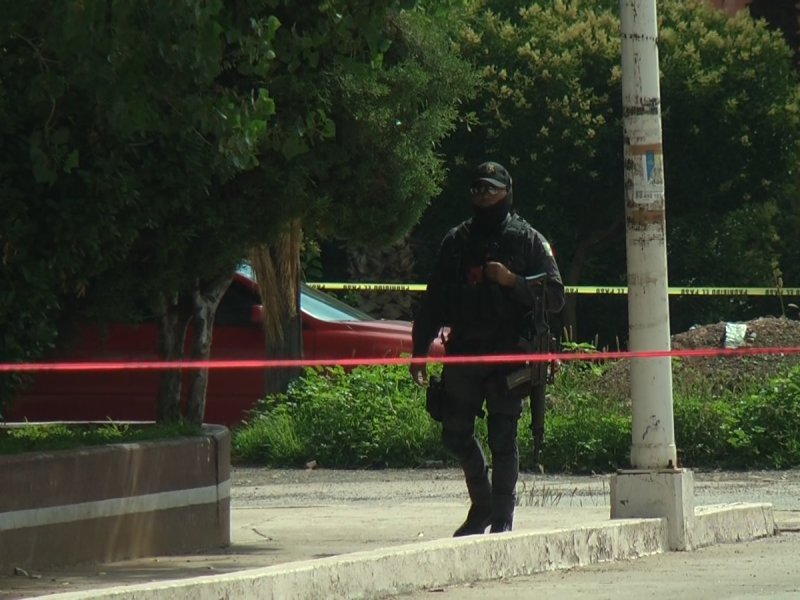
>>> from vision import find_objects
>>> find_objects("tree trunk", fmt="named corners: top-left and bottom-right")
top-left (185, 271), bottom-right (235, 425)
top-left (265, 297), bottom-right (302, 395)
top-left (248, 220), bottom-right (304, 398)
top-left (155, 293), bottom-right (194, 423)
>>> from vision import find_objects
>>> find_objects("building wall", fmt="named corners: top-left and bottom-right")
top-left (708, 0), bottom-right (750, 16)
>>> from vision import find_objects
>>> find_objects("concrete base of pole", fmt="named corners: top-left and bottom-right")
top-left (609, 469), bottom-right (776, 551)
top-left (610, 469), bottom-right (694, 550)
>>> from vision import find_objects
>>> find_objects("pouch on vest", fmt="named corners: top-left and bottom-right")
top-left (478, 285), bottom-right (494, 321)
top-left (440, 283), bottom-right (460, 323)
top-left (426, 375), bottom-right (445, 422)
top-left (461, 282), bottom-right (479, 322)
top-left (489, 284), bottom-right (506, 320)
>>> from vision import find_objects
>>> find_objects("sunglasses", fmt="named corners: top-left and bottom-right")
top-left (470, 183), bottom-right (506, 196)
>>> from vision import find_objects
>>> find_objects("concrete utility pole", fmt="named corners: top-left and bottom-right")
top-left (620, 0), bottom-right (676, 472)
top-left (610, 0), bottom-right (695, 551)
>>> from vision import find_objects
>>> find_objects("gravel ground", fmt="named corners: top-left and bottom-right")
top-left (231, 467), bottom-right (800, 511)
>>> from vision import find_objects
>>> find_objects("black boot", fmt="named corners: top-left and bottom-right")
top-left (489, 492), bottom-right (515, 533)
top-left (441, 429), bottom-right (493, 537)
top-left (486, 415), bottom-right (519, 534)
top-left (490, 520), bottom-right (513, 533)
top-left (453, 503), bottom-right (492, 537)
top-left (453, 475), bottom-right (492, 537)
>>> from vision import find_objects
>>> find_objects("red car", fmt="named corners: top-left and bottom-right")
top-left (4, 268), bottom-right (444, 428)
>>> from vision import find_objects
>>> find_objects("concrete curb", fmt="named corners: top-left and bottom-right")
top-left (29, 503), bottom-right (777, 600)
top-left (692, 502), bottom-right (776, 549)
top-left (38, 518), bottom-right (668, 600)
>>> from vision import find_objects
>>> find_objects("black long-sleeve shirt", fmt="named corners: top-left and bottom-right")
top-left (411, 217), bottom-right (565, 357)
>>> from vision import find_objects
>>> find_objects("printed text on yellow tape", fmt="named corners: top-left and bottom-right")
top-left (306, 283), bottom-right (800, 296)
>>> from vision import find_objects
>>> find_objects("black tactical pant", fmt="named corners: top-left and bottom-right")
top-left (440, 360), bottom-right (524, 525)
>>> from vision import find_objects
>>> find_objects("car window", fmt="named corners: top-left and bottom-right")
top-left (217, 279), bottom-right (261, 327)
top-left (300, 284), bottom-right (375, 322)
top-left (236, 262), bottom-right (375, 322)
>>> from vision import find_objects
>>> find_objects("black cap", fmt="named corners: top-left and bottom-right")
top-left (473, 161), bottom-right (512, 189)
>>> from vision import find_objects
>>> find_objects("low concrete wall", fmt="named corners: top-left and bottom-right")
top-left (0, 424), bottom-right (230, 572)
top-left (38, 518), bottom-right (670, 600)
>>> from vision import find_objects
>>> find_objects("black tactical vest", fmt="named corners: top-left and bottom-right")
top-left (434, 214), bottom-right (530, 335)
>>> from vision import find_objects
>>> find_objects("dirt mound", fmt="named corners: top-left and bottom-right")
top-left (592, 316), bottom-right (800, 400)
top-left (672, 316), bottom-right (800, 351)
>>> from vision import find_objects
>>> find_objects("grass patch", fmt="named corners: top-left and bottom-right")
top-left (231, 359), bottom-right (800, 474)
top-left (0, 421), bottom-right (203, 455)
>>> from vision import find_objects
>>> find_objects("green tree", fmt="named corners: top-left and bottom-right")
top-left (412, 0), bottom-right (800, 340)
top-left (100, 0), bottom-right (414, 422)
top-left (1, 1), bottom-right (478, 423)
top-left (1, 0), bottom-right (277, 416)
top-left (45, 0), bottom-right (416, 423)
top-left (244, 7), bottom-right (480, 396)
top-left (748, 0), bottom-right (800, 70)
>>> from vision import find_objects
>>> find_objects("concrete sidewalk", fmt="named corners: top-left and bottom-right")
top-left (0, 504), bottom-right (612, 598)
top-left (4, 467), bottom-right (795, 599)
top-left (1, 502), bottom-right (781, 600)
top-left (395, 528), bottom-right (800, 600)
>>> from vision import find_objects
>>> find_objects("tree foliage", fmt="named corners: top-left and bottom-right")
top-left (1, 0), bottom-right (278, 413)
top-left (1, 1), bottom-right (478, 421)
top-left (412, 0), bottom-right (800, 340)
top-left (312, 10), bottom-right (481, 245)
top-left (242, 6), bottom-right (479, 397)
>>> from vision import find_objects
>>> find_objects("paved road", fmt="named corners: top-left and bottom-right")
top-left (392, 531), bottom-right (800, 600)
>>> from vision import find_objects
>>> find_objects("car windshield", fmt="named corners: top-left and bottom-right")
top-left (236, 263), bottom-right (375, 322)
top-left (301, 284), bottom-right (375, 322)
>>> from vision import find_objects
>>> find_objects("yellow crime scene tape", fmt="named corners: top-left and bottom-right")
top-left (307, 283), bottom-right (800, 296)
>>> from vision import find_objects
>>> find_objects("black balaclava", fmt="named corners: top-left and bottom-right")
top-left (471, 189), bottom-right (513, 233)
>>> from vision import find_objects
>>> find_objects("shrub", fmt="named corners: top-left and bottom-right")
top-left (232, 360), bottom-right (800, 473)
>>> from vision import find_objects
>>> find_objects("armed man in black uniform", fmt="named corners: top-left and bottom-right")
top-left (409, 161), bottom-right (565, 536)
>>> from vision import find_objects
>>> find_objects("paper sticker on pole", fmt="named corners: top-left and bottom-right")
top-left (641, 150), bottom-right (664, 201)
top-left (627, 143), bottom-right (664, 204)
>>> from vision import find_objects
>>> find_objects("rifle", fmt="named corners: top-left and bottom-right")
top-left (504, 273), bottom-right (555, 465)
